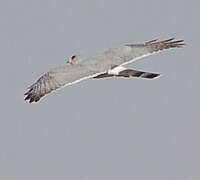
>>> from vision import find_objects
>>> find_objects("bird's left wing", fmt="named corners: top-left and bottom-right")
top-left (24, 64), bottom-right (102, 103)
top-left (94, 66), bottom-right (160, 79)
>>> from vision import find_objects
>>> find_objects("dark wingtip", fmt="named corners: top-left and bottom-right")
top-left (162, 38), bottom-right (175, 42)
top-left (24, 87), bottom-right (44, 103)
top-left (24, 94), bottom-right (31, 101)
top-left (147, 38), bottom-right (185, 47)
top-left (145, 73), bottom-right (161, 79)
top-left (164, 38), bottom-right (185, 47)
top-left (24, 89), bottom-right (35, 103)
top-left (24, 95), bottom-right (40, 103)
top-left (29, 98), bottom-right (34, 103)
top-left (145, 39), bottom-right (158, 44)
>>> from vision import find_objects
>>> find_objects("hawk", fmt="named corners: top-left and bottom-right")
top-left (25, 38), bottom-right (184, 103)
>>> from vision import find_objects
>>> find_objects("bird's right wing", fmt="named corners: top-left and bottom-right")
top-left (104, 38), bottom-right (185, 66)
top-left (24, 64), bottom-right (102, 103)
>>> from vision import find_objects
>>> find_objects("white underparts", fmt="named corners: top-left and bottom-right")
top-left (108, 66), bottom-right (127, 75)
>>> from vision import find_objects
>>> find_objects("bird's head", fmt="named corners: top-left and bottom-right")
top-left (67, 55), bottom-right (76, 64)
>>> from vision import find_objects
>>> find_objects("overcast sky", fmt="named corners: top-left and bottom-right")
top-left (0, 0), bottom-right (199, 179)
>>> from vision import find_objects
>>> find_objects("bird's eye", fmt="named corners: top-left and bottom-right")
top-left (71, 55), bottom-right (76, 60)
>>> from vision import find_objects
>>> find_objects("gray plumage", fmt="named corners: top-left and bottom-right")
top-left (25, 38), bottom-right (184, 103)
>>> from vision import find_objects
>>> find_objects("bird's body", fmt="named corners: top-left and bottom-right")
top-left (25, 38), bottom-right (184, 103)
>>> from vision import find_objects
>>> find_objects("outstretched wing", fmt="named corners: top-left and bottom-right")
top-left (105, 38), bottom-right (185, 66)
top-left (116, 68), bottom-right (160, 79)
top-left (24, 64), bottom-right (102, 103)
top-left (94, 66), bottom-right (160, 79)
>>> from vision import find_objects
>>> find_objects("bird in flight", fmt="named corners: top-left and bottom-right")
top-left (24, 38), bottom-right (184, 103)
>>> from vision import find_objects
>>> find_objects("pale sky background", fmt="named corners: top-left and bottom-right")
top-left (0, 0), bottom-right (199, 179)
